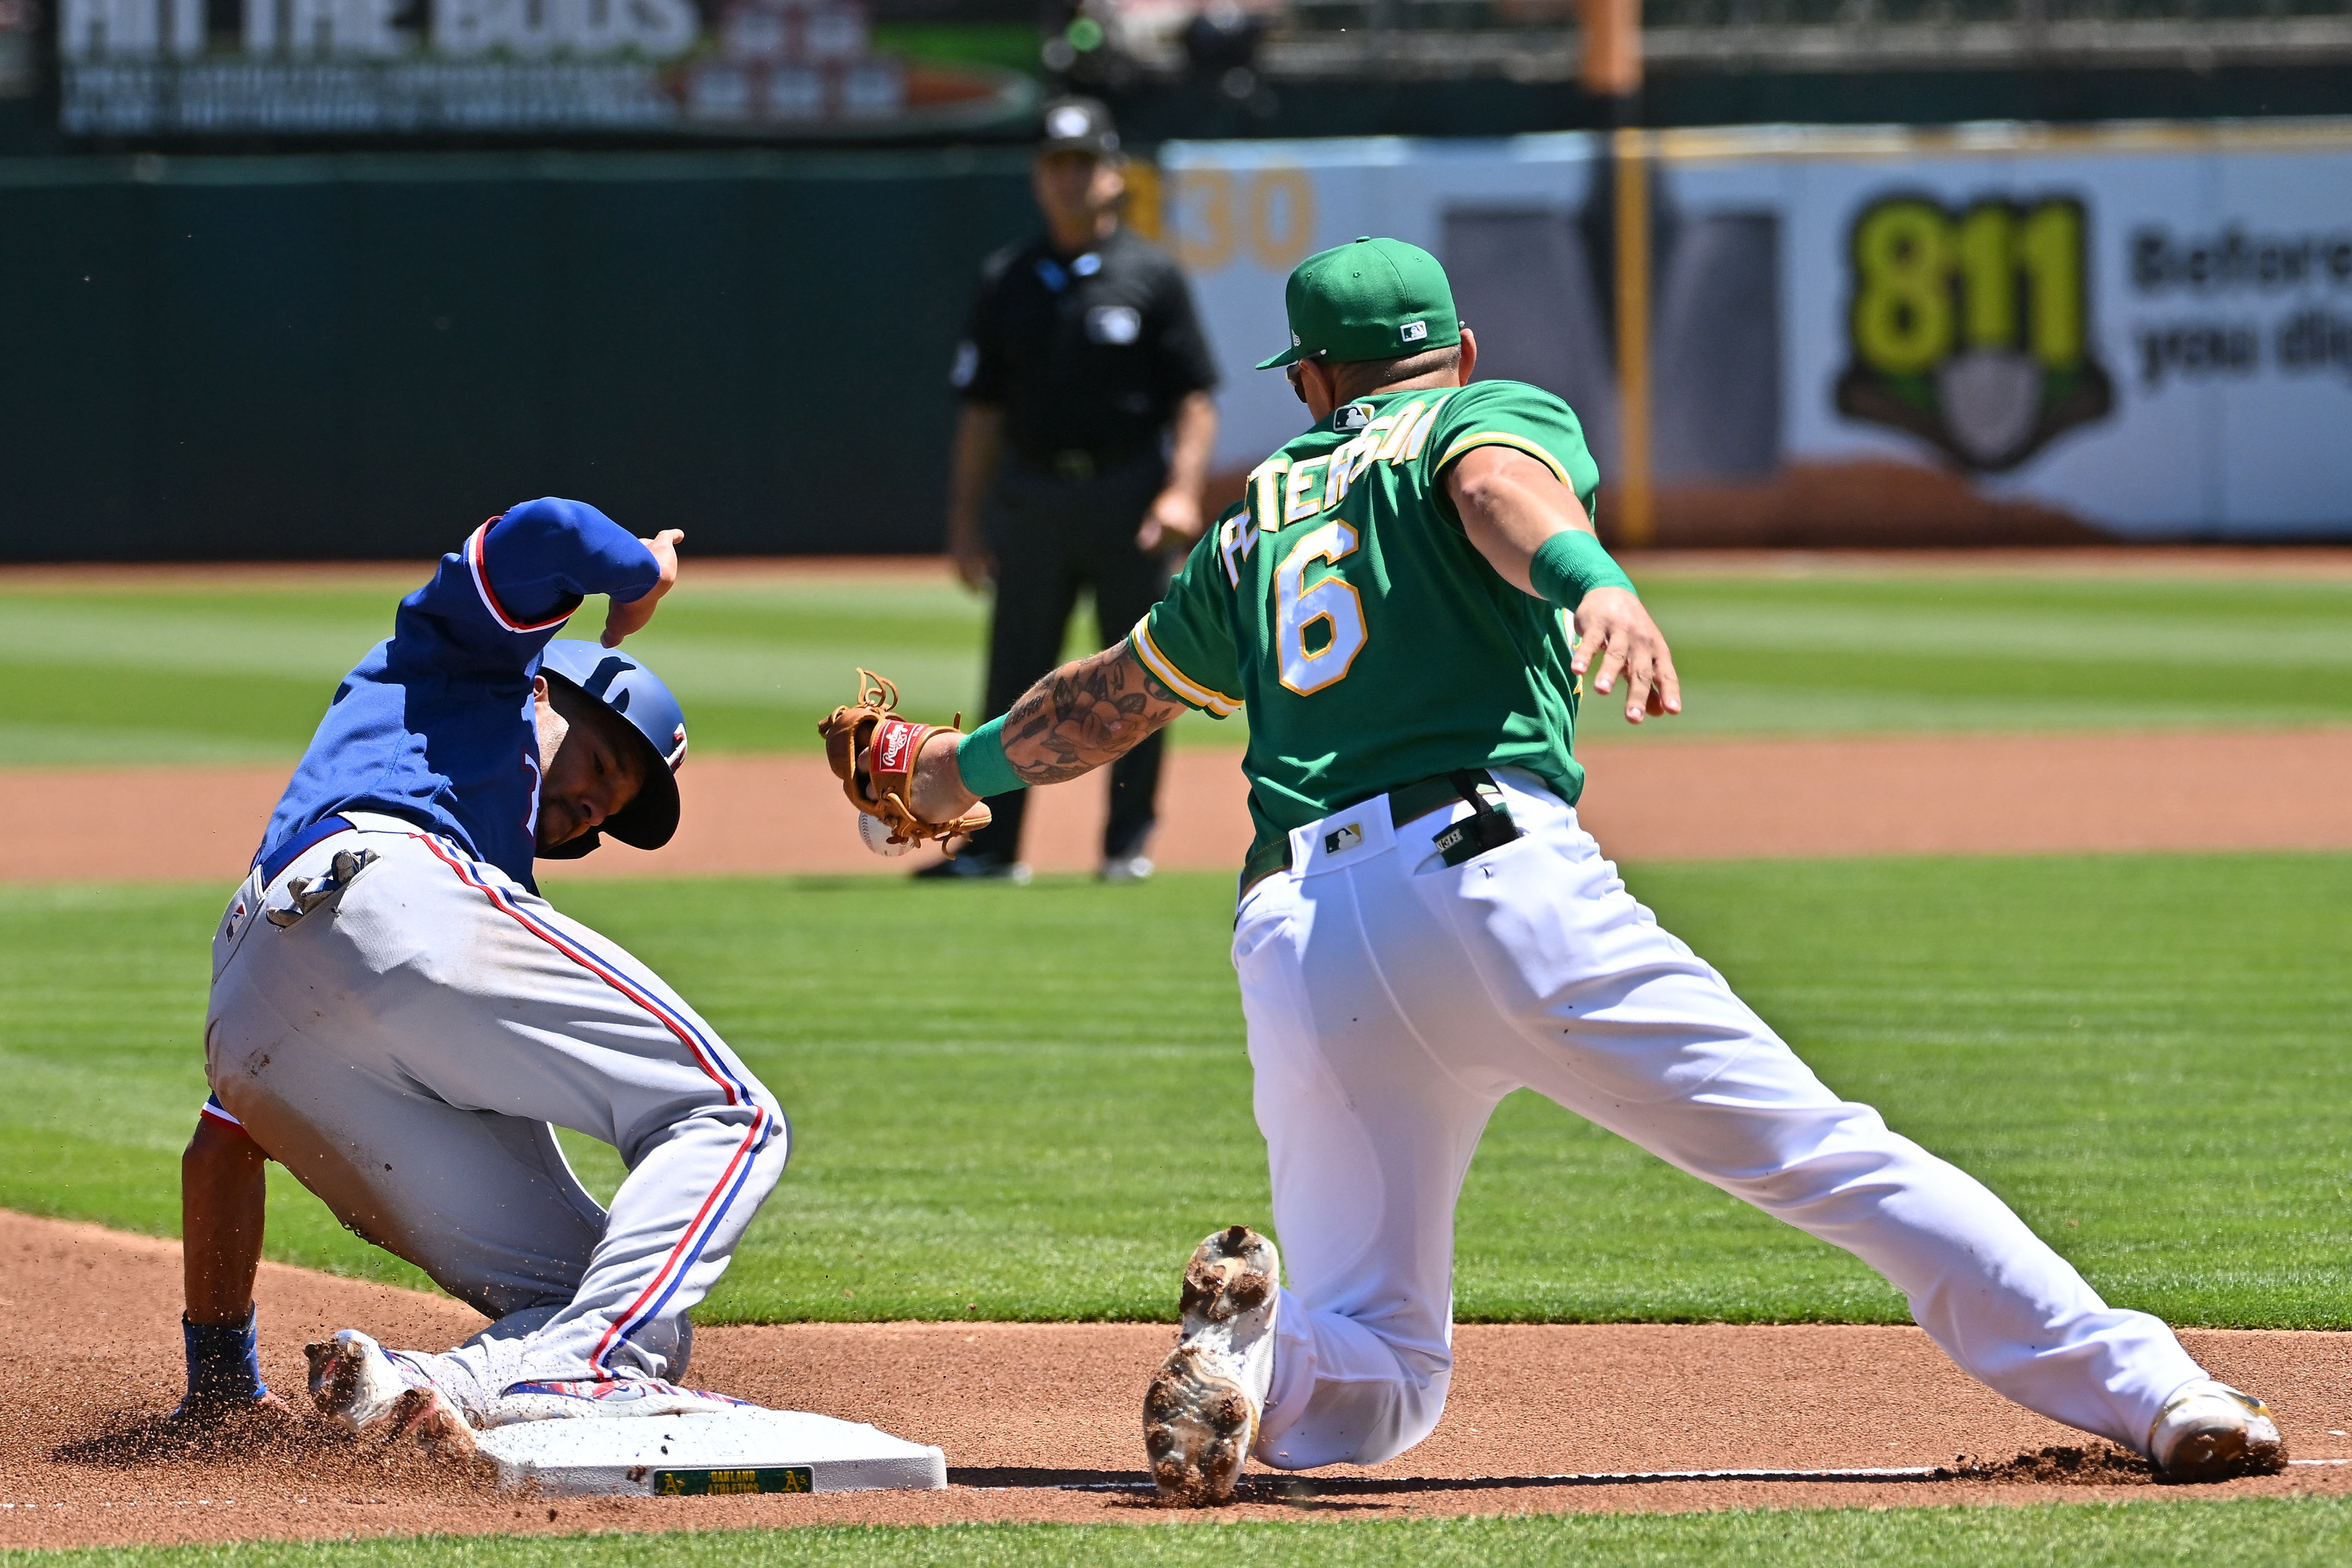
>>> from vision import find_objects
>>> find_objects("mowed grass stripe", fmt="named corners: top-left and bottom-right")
top-left (5, 569), bottom-right (2349, 764)
top-left (8, 1500), bottom-right (2352, 1567)
top-left (0, 578), bottom-right (1216, 765)
top-left (1, 853), bottom-right (2343, 1328)
top-left (0, 660), bottom-right (348, 765)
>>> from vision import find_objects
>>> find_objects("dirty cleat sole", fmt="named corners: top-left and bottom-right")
top-left (304, 1329), bottom-right (476, 1457)
top-left (2150, 1380), bottom-right (2287, 1483)
top-left (1146, 1346), bottom-right (1258, 1504)
top-left (1144, 1224), bottom-right (1280, 1506)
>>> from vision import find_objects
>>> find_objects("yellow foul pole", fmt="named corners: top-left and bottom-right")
top-left (1612, 126), bottom-right (1653, 548)
top-left (1582, 0), bottom-right (1651, 546)
top-left (1579, 0), bottom-right (1641, 98)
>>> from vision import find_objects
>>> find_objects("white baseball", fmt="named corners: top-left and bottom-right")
top-left (859, 811), bottom-right (915, 858)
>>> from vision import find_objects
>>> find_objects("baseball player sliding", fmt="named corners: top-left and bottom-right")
top-left (176, 499), bottom-right (786, 1450)
top-left (826, 238), bottom-right (2286, 1500)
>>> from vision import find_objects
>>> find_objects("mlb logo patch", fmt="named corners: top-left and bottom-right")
top-left (1323, 822), bottom-right (1364, 855)
top-left (1087, 305), bottom-right (1142, 344)
top-left (1400, 320), bottom-right (1429, 343)
top-left (1333, 403), bottom-right (1371, 432)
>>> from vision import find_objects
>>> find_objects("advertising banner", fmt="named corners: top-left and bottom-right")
top-left (1157, 123), bottom-right (2352, 541)
top-left (57, 0), bottom-right (1032, 135)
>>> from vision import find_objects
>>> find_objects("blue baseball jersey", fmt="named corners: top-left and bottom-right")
top-left (255, 498), bottom-right (660, 893)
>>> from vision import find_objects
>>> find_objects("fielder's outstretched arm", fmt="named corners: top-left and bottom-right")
top-left (907, 644), bottom-right (1186, 823)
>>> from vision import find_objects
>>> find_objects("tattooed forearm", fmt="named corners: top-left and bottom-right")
top-left (904, 644), bottom-right (1189, 823)
top-left (1002, 645), bottom-right (1189, 786)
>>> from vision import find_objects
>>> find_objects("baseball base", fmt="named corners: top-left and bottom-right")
top-left (474, 1407), bottom-right (947, 1496)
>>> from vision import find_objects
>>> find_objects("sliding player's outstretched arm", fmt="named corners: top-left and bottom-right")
top-left (908, 644), bottom-right (1188, 824)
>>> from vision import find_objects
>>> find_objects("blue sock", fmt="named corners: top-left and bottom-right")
top-left (182, 1305), bottom-right (268, 1406)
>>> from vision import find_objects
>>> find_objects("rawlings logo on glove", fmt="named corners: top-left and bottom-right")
top-left (819, 670), bottom-right (993, 854)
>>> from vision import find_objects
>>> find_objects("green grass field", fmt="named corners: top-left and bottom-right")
top-left (5, 853), bottom-right (2345, 1327)
top-left (4, 566), bottom-right (2348, 765)
top-left (10, 1499), bottom-right (2352, 1568)
top-left (5, 560), bottom-right (2348, 1560)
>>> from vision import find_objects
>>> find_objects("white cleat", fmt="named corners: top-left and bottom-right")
top-left (2149, 1380), bottom-right (2287, 1482)
top-left (304, 1329), bottom-right (477, 1457)
top-left (485, 1377), bottom-right (752, 1428)
top-left (1143, 1224), bottom-right (1280, 1506)
top-left (1099, 855), bottom-right (1155, 885)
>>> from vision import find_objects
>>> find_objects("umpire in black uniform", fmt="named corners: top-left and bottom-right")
top-left (928, 96), bottom-right (1220, 883)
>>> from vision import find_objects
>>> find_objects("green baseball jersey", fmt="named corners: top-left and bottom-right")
top-left (1129, 378), bottom-right (1603, 866)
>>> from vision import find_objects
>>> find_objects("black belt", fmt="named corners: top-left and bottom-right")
top-left (1017, 447), bottom-right (1151, 483)
top-left (256, 814), bottom-right (355, 885)
top-left (1238, 770), bottom-right (1518, 900)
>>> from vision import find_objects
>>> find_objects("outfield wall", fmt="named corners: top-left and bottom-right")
top-left (1166, 121), bottom-right (2352, 543)
top-left (10, 124), bottom-right (2349, 560)
top-left (0, 148), bottom-right (1034, 561)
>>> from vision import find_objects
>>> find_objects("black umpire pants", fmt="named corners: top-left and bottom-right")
top-left (963, 452), bottom-right (1170, 865)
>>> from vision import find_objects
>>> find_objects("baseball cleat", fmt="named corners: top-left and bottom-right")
top-left (485, 1377), bottom-right (752, 1428)
top-left (304, 1329), bottom-right (476, 1457)
top-left (1145, 1224), bottom-right (1280, 1506)
top-left (2149, 1380), bottom-right (2288, 1482)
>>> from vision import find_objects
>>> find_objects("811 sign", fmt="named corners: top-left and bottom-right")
top-left (1834, 193), bottom-right (2116, 472)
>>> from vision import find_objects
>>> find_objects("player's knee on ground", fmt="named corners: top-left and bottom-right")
top-left (1257, 1369), bottom-right (1451, 1471)
top-left (1256, 1327), bottom-right (1452, 1472)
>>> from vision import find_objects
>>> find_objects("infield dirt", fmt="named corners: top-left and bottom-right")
top-left (6, 728), bottom-right (2351, 885)
top-left (5, 1209), bottom-right (2351, 1549)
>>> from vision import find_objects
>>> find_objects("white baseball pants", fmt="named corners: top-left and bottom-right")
top-left (205, 813), bottom-right (786, 1415)
top-left (1234, 770), bottom-right (2205, 1471)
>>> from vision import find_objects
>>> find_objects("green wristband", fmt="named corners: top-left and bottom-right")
top-left (1528, 529), bottom-right (1637, 609)
top-left (953, 715), bottom-right (1024, 799)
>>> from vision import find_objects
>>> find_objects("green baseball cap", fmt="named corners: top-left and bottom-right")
top-left (1256, 235), bottom-right (1461, 370)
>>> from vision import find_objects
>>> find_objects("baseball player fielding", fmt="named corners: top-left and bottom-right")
top-left (832, 237), bottom-right (2286, 1503)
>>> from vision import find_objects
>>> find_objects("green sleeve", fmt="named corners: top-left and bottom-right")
top-left (1127, 519), bottom-right (1245, 718)
top-left (1421, 381), bottom-right (1602, 515)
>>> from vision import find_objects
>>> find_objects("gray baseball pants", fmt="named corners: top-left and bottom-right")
top-left (205, 813), bottom-right (787, 1417)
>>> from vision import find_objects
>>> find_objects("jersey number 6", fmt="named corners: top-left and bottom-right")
top-left (1276, 521), bottom-right (1368, 695)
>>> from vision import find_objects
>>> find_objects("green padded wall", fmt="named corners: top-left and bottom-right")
top-left (0, 149), bottom-right (1037, 559)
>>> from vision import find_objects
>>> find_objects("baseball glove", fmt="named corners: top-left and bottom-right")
top-left (819, 669), bottom-right (994, 853)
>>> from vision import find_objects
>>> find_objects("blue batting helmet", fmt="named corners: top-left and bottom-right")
top-left (536, 638), bottom-right (688, 858)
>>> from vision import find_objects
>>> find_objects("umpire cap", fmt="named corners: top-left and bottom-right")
top-left (537, 638), bottom-right (687, 859)
top-left (1039, 96), bottom-right (1120, 157)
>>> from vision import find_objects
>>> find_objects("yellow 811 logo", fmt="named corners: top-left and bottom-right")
top-left (1835, 193), bottom-right (2115, 471)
